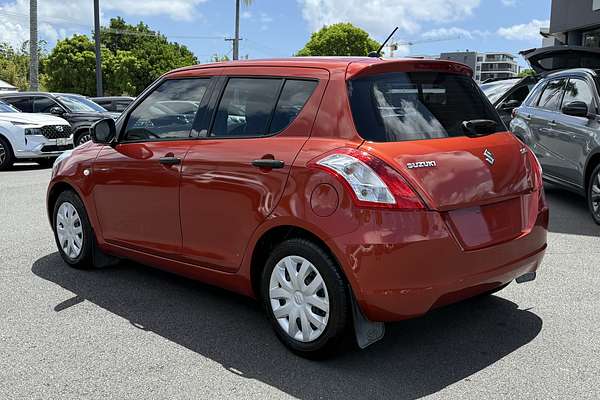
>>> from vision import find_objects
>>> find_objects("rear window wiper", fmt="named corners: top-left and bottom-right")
top-left (461, 119), bottom-right (498, 138)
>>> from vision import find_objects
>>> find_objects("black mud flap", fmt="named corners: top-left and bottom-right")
top-left (351, 294), bottom-right (385, 349)
top-left (516, 271), bottom-right (536, 284)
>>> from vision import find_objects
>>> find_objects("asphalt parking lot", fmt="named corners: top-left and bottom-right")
top-left (1, 164), bottom-right (599, 400)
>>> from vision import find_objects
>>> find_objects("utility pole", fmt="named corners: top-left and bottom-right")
top-left (29, 0), bottom-right (38, 91)
top-left (233, 0), bottom-right (240, 60)
top-left (94, 0), bottom-right (103, 96)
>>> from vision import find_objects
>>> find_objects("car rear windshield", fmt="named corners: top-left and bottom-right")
top-left (348, 71), bottom-right (503, 142)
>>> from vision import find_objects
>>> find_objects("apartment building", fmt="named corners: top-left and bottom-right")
top-left (439, 51), bottom-right (519, 83)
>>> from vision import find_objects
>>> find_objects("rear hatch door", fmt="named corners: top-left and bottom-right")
top-left (349, 64), bottom-right (537, 249)
top-left (521, 45), bottom-right (600, 75)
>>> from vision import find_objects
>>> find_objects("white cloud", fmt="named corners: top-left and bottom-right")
top-left (0, 0), bottom-right (207, 48)
top-left (297, 0), bottom-right (481, 36)
top-left (501, 0), bottom-right (517, 6)
top-left (421, 27), bottom-right (490, 41)
top-left (497, 19), bottom-right (549, 41)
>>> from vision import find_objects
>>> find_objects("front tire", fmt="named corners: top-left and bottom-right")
top-left (588, 163), bottom-right (600, 225)
top-left (52, 191), bottom-right (95, 269)
top-left (76, 130), bottom-right (92, 146)
top-left (0, 136), bottom-right (15, 170)
top-left (261, 239), bottom-right (350, 358)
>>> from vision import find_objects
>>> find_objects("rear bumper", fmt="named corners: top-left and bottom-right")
top-left (327, 207), bottom-right (548, 322)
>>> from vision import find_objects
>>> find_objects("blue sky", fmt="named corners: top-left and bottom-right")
top-left (0, 0), bottom-right (551, 67)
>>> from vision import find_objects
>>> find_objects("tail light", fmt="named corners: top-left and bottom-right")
top-left (527, 150), bottom-right (548, 211)
top-left (309, 148), bottom-right (425, 210)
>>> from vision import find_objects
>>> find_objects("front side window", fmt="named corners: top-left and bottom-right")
top-left (123, 78), bottom-right (210, 142)
top-left (349, 71), bottom-right (502, 142)
top-left (562, 78), bottom-right (595, 111)
top-left (537, 79), bottom-right (566, 111)
top-left (34, 97), bottom-right (60, 113)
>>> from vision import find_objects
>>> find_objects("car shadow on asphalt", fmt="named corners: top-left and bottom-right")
top-left (545, 184), bottom-right (600, 237)
top-left (32, 253), bottom-right (542, 400)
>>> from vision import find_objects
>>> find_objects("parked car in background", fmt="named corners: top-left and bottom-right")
top-left (481, 46), bottom-right (600, 135)
top-left (480, 75), bottom-right (538, 129)
top-left (0, 99), bottom-right (72, 170)
top-left (90, 96), bottom-right (135, 113)
top-left (0, 92), bottom-right (119, 147)
top-left (511, 67), bottom-right (600, 224)
top-left (48, 57), bottom-right (548, 357)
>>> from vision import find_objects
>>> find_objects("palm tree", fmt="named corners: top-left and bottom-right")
top-left (234, 0), bottom-right (253, 60)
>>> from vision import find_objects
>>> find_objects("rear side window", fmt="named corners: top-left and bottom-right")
top-left (562, 78), bottom-right (595, 110)
top-left (349, 72), bottom-right (502, 142)
top-left (537, 78), bottom-right (565, 111)
top-left (211, 78), bottom-right (317, 137)
top-left (269, 80), bottom-right (318, 133)
top-left (4, 97), bottom-right (33, 112)
top-left (123, 78), bottom-right (210, 142)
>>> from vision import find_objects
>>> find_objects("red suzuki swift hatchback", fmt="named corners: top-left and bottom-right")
top-left (48, 57), bottom-right (548, 357)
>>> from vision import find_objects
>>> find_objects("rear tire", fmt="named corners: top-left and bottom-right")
top-left (260, 238), bottom-right (350, 358)
top-left (0, 136), bottom-right (15, 171)
top-left (52, 190), bottom-right (95, 269)
top-left (587, 163), bottom-right (600, 225)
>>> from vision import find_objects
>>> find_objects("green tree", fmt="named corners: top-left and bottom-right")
top-left (0, 41), bottom-right (48, 90)
top-left (44, 17), bottom-right (198, 96)
top-left (44, 34), bottom-right (108, 95)
top-left (518, 69), bottom-right (535, 78)
top-left (296, 23), bottom-right (380, 57)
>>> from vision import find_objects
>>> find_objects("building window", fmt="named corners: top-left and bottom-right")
top-left (583, 28), bottom-right (600, 47)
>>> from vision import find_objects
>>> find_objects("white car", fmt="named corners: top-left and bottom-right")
top-left (0, 100), bottom-right (73, 170)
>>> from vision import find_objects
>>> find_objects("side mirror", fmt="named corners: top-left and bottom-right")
top-left (562, 101), bottom-right (589, 118)
top-left (91, 118), bottom-right (116, 144)
top-left (500, 99), bottom-right (521, 110)
top-left (49, 106), bottom-right (65, 115)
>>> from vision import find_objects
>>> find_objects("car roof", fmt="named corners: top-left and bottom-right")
top-left (545, 68), bottom-right (600, 79)
top-left (0, 92), bottom-right (84, 97)
top-left (168, 57), bottom-right (473, 80)
top-left (91, 96), bottom-right (135, 101)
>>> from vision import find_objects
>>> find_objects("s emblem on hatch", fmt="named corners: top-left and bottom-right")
top-left (483, 149), bottom-right (495, 165)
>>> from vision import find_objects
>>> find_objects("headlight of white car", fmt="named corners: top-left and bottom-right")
top-left (9, 120), bottom-right (30, 126)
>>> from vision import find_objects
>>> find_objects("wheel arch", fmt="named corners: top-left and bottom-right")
top-left (249, 224), bottom-right (351, 301)
top-left (584, 151), bottom-right (600, 194)
top-left (47, 181), bottom-right (82, 224)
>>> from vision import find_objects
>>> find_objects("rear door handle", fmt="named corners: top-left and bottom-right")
top-left (251, 159), bottom-right (285, 169)
top-left (159, 156), bottom-right (181, 165)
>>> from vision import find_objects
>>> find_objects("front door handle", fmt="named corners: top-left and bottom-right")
top-left (159, 156), bottom-right (181, 165)
top-left (251, 159), bottom-right (285, 169)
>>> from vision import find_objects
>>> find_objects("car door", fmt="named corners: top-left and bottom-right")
top-left (530, 77), bottom-right (567, 179)
top-left (179, 67), bottom-right (328, 272)
top-left (552, 76), bottom-right (600, 187)
top-left (92, 76), bottom-right (215, 258)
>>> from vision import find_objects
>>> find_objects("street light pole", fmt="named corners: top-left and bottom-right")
top-left (233, 0), bottom-right (240, 60)
top-left (29, 0), bottom-right (38, 91)
top-left (94, 0), bottom-right (103, 96)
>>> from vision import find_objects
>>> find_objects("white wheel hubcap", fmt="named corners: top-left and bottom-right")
top-left (269, 255), bottom-right (330, 342)
top-left (56, 202), bottom-right (84, 259)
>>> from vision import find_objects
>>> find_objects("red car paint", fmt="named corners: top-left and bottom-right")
top-left (48, 57), bottom-right (548, 322)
